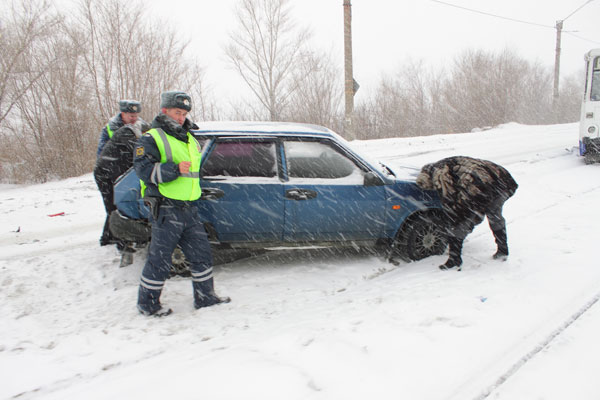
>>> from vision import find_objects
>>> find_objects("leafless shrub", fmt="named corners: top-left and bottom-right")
top-left (282, 50), bottom-right (343, 130)
top-left (0, 0), bottom-right (216, 183)
top-left (225, 0), bottom-right (315, 121)
top-left (355, 48), bottom-right (582, 139)
top-left (0, 0), bottom-right (61, 127)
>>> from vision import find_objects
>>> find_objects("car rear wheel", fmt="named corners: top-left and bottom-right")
top-left (391, 212), bottom-right (447, 261)
top-left (169, 246), bottom-right (191, 277)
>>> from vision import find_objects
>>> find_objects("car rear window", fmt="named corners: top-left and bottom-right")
top-left (202, 141), bottom-right (277, 178)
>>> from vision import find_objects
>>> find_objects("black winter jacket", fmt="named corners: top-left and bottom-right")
top-left (94, 120), bottom-right (150, 183)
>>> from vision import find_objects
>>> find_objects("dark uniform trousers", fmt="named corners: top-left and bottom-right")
top-left (94, 172), bottom-right (125, 249)
top-left (138, 200), bottom-right (215, 312)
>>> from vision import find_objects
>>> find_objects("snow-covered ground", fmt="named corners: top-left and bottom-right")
top-left (1, 122), bottom-right (599, 399)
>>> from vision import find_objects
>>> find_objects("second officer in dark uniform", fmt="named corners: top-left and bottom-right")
top-left (94, 100), bottom-right (149, 266)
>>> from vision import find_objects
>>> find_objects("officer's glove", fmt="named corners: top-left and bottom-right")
top-left (126, 123), bottom-right (143, 139)
top-left (140, 120), bottom-right (151, 133)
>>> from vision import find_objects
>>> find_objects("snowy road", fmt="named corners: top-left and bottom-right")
top-left (1, 122), bottom-right (600, 399)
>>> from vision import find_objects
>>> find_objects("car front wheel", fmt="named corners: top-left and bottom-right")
top-left (391, 212), bottom-right (447, 261)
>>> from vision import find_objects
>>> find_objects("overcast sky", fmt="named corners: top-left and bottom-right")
top-left (143, 0), bottom-right (599, 105)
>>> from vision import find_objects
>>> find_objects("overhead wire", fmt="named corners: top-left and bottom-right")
top-left (430, 0), bottom-right (598, 41)
top-left (562, 0), bottom-right (596, 22)
top-left (429, 0), bottom-right (555, 29)
top-left (564, 31), bottom-right (600, 45)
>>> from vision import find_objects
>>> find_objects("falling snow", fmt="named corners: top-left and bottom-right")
top-left (1, 122), bottom-right (599, 399)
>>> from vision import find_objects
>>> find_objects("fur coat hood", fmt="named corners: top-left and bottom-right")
top-left (416, 156), bottom-right (518, 215)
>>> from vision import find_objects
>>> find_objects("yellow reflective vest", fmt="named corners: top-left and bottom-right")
top-left (142, 128), bottom-right (202, 201)
top-left (106, 123), bottom-right (114, 139)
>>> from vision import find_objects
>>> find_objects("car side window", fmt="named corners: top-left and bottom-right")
top-left (284, 140), bottom-right (362, 180)
top-left (202, 141), bottom-right (277, 178)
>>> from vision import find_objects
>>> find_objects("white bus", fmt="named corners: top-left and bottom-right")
top-left (580, 48), bottom-right (600, 164)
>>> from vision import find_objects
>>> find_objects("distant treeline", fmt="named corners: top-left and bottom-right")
top-left (0, 0), bottom-right (582, 183)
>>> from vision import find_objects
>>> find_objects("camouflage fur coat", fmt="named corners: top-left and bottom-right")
top-left (416, 156), bottom-right (518, 216)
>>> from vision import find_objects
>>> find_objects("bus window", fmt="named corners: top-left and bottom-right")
top-left (591, 57), bottom-right (600, 101)
top-left (580, 50), bottom-right (600, 163)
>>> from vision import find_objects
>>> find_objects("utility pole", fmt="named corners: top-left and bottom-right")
top-left (343, 0), bottom-right (354, 139)
top-left (553, 0), bottom-right (595, 104)
top-left (553, 20), bottom-right (563, 103)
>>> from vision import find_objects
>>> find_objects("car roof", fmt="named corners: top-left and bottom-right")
top-left (192, 121), bottom-right (339, 140)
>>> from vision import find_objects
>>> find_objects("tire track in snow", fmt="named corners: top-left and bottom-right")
top-left (446, 184), bottom-right (600, 400)
top-left (467, 291), bottom-right (600, 400)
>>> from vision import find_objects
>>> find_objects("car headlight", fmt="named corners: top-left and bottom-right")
top-left (588, 125), bottom-right (597, 134)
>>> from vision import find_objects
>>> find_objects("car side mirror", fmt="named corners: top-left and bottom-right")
top-left (364, 171), bottom-right (384, 186)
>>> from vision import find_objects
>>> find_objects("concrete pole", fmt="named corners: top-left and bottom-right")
top-left (553, 20), bottom-right (563, 104)
top-left (343, 0), bottom-right (354, 139)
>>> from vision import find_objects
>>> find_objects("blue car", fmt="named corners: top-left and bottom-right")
top-left (110, 122), bottom-right (446, 267)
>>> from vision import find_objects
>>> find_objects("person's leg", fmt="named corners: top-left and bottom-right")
top-left (440, 235), bottom-right (464, 270)
top-left (94, 173), bottom-right (116, 246)
top-left (137, 205), bottom-right (181, 316)
top-left (486, 198), bottom-right (509, 259)
top-left (441, 211), bottom-right (484, 270)
top-left (179, 209), bottom-right (230, 309)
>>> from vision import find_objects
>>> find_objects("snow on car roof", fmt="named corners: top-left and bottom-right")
top-left (192, 121), bottom-right (404, 181)
top-left (193, 121), bottom-right (336, 137)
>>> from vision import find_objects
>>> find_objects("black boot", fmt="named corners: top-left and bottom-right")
top-left (119, 244), bottom-right (136, 268)
top-left (440, 237), bottom-right (463, 271)
top-left (137, 285), bottom-right (172, 317)
top-left (193, 278), bottom-right (231, 309)
top-left (492, 227), bottom-right (509, 260)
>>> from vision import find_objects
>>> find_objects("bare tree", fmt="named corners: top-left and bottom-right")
top-left (553, 71), bottom-right (583, 124)
top-left (74, 0), bottom-right (213, 125)
top-left (283, 50), bottom-right (343, 129)
top-left (354, 48), bottom-right (582, 139)
top-left (5, 21), bottom-right (97, 181)
top-left (512, 60), bottom-right (553, 125)
top-left (225, 0), bottom-right (314, 121)
top-left (1, 0), bottom-right (218, 183)
top-left (354, 60), bottom-right (441, 139)
top-left (0, 0), bottom-right (61, 127)
top-left (441, 48), bottom-right (531, 132)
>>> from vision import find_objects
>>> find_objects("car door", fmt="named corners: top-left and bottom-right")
top-left (281, 138), bottom-right (387, 242)
top-left (198, 138), bottom-right (284, 243)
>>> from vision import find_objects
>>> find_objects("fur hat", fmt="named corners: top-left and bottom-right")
top-left (160, 91), bottom-right (192, 111)
top-left (119, 100), bottom-right (141, 113)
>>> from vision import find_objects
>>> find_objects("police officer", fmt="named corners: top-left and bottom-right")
top-left (94, 101), bottom-right (150, 266)
top-left (97, 100), bottom-right (143, 157)
top-left (416, 156), bottom-right (518, 271)
top-left (134, 91), bottom-right (230, 316)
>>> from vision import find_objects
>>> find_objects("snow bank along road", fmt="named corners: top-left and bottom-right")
top-left (1, 122), bottom-right (600, 399)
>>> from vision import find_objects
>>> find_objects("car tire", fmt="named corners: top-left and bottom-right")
top-left (169, 246), bottom-right (191, 278)
top-left (392, 212), bottom-right (447, 261)
top-left (584, 154), bottom-right (597, 165)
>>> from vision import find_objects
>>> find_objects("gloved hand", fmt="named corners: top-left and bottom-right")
top-left (139, 120), bottom-right (151, 133)
top-left (122, 121), bottom-right (143, 139)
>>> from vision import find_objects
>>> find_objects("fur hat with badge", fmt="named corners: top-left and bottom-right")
top-left (119, 99), bottom-right (142, 113)
top-left (160, 91), bottom-right (192, 111)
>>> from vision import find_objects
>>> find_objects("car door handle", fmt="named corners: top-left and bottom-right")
top-left (285, 188), bottom-right (317, 201)
top-left (201, 187), bottom-right (225, 200)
